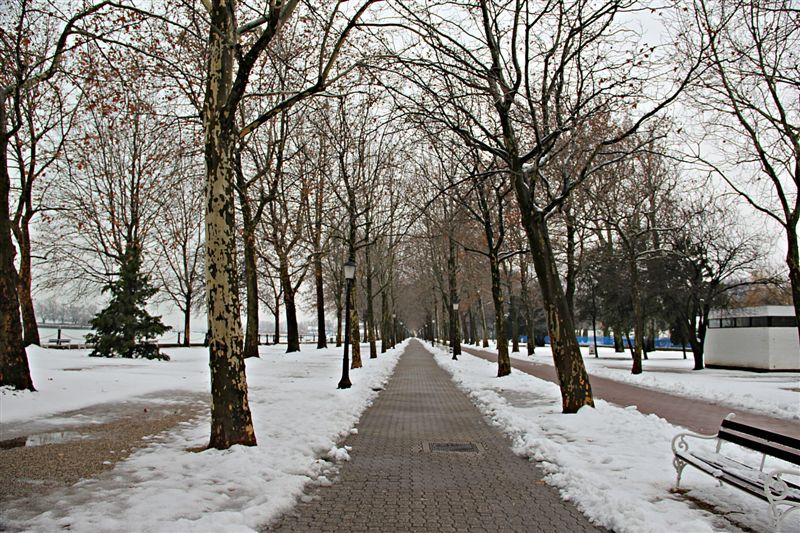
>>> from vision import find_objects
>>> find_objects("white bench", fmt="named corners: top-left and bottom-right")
top-left (671, 415), bottom-right (800, 531)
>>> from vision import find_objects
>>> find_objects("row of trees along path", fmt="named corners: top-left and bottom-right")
top-left (1, 1), bottom-right (797, 455)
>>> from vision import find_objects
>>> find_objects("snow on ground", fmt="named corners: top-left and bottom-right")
top-left (1, 341), bottom-right (404, 532)
top-left (426, 343), bottom-right (800, 533)
top-left (497, 345), bottom-right (799, 421)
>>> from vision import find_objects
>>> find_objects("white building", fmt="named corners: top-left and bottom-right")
top-left (705, 306), bottom-right (799, 371)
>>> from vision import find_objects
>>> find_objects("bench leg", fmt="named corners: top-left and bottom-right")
top-left (672, 456), bottom-right (687, 488)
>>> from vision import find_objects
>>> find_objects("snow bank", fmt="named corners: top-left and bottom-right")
top-left (2, 341), bottom-right (404, 532)
top-left (428, 343), bottom-right (799, 533)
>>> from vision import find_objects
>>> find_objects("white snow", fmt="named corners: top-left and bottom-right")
top-left (427, 343), bottom-right (800, 533)
top-left (510, 345), bottom-right (800, 421)
top-left (1, 342), bottom-right (404, 532)
top-left (3, 339), bottom-right (799, 532)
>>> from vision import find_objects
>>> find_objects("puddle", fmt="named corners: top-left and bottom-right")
top-left (0, 431), bottom-right (86, 450)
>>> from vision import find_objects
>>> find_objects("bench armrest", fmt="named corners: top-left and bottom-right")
top-left (671, 430), bottom-right (718, 456)
top-left (765, 468), bottom-right (800, 500)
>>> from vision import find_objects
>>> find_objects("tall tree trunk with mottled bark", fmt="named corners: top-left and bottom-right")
top-left (203, 1), bottom-right (255, 448)
top-left (514, 187), bottom-right (594, 412)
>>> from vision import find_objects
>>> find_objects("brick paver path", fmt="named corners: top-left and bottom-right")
top-left (267, 339), bottom-right (603, 532)
top-left (463, 346), bottom-right (800, 439)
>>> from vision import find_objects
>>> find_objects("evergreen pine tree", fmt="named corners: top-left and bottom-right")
top-left (87, 244), bottom-right (170, 360)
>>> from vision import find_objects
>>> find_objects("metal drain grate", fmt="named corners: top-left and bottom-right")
top-left (429, 442), bottom-right (479, 453)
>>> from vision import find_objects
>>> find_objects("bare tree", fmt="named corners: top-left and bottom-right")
top-left (199, 0), bottom-right (377, 448)
top-left (684, 0), bottom-right (799, 340)
top-left (1, 0), bottom-right (115, 390)
top-left (153, 144), bottom-right (205, 346)
top-left (379, 0), bottom-right (702, 412)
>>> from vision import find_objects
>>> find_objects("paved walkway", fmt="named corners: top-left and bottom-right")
top-left (267, 339), bottom-right (603, 532)
top-left (462, 346), bottom-right (800, 439)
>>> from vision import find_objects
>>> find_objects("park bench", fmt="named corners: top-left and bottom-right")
top-left (671, 415), bottom-right (800, 531)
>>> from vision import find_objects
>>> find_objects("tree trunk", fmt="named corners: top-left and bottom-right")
top-left (786, 224), bottom-right (800, 344)
top-left (478, 293), bottom-right (489, 347)
top-left (448, 236), bottom-right (461, 359)
top-left (613, 328), bottom-right (624, 352)
top-left (508, 282), bottom-right (519, 353)
top-left (280, 257), bottom-right (300, 353)
top-left (514, 199), bottom-right (593, 412)
top-left (273, 305), bottom-right (280, 344)
top-left (203, 1), bottom-right (256, 448)
top-left (242, 218), bottom-right (260, 359)
top-left (380, 290), bottom-right (388, 353)
top-left (469, 307), bottom-right (477, 346)
top-left (350, 283), bottom-right (361, 368)
top-left (315, 254), bottom-right (327, 349)
top-left (335, 291), bottom-right (342, 347)
top-left (489, 255), bottom-right (510, 376)
top-left (365, 245), bottom-right (377, 359)
top-left (183, 292), bottom-right (192, 346)
top-left (564, 209), bottom-right (576, 320)
top-left (0, 96), bottom-right (34, 390)
top-left (629, 258), bottom-right (643, 375)
top-left (14, 222), bottom-right (39, 347)
top-left (520, 256), bottom-right (535, 355)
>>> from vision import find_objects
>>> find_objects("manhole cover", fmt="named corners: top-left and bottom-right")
top-left (429, 442), bottom-right (479, 453)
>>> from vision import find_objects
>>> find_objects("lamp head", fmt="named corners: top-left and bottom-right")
top-left (343, 260), bottom-right (356, 280)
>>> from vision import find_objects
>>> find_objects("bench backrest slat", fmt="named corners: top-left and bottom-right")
top-left (718, 421), bottom-right (800, 466)
top-left (720, 419), bottom-right (800, 450)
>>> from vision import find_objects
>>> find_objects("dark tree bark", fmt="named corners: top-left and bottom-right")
top-left (506, 268), bottom-right (519, 353)
top-left (15, 226), bottom-right (39, 346)
top-left (380, 290), bottom-right (388, 353)
top-left (0, 96), bottom-right (34, 390)
top-left (279, 256), bottom-right (300, 353)
top-left (183, 292), bottom-right (192, 346)
top-left (489, 254), bottom-right (510, 376)
top-left (240, 193), bottom-right (260, 359)
top-left (350, 282), bottom-right (361, 368)
top-left (447, 236), bottom-right (461, 359)
top-left (273, 304), bottom-right (280, 344)
top-left (335, 287), bottom-right (343, 347)
top-left (365, 241), bottom-right (377, 359)
top-left (478, 292), bottom-right (489, 347)
top-left (520, 255), bottom-right (535, 355)
top-left (312, 166), bottom-right (327, 349)
top-left (515, 204), bottom-right (593, 411)
top-left (315, 255), bottom-right (327, 349)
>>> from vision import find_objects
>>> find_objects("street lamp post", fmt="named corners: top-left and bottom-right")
top-left (452, 301), bottom-right (461, 360)
top-left (431, 319), bottom-right (436, 346)
top-left (392, 312), bottom-right (397, 348)
top-left (338, 260), bottom-right (356, 389)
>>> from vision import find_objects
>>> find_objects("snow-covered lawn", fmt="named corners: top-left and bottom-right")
top-left (429, 343), bottom-right (800, 533)
top-left (1, 342), bottom-right (404, 532)
top-left (496, 344), bottom-right (799, 421)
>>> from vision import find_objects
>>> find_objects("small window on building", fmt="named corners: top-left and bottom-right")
top-left (708, 319), bottom-right (721, 328)
top-left (750, 316), bottom-right (769, 327)
top-left (720, 318), bottom-right (735, 328)
top-left (735, 317), bottom-right (751, 327)
top-left (769, 316), bottom-right (798, 327)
